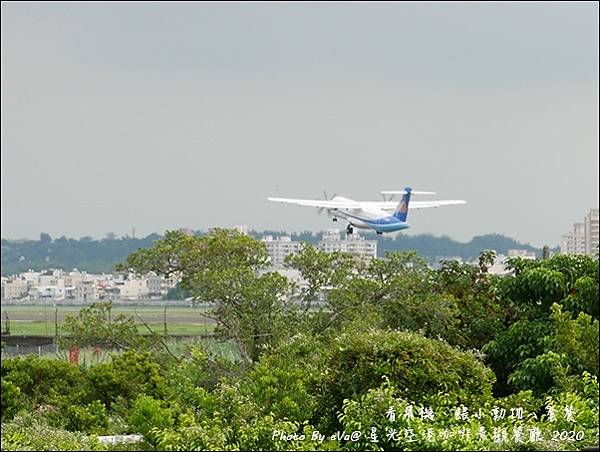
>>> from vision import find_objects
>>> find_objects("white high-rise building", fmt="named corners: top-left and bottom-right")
top-left (262, 235), bottom-right (302, 267)
top-left (561, 223), bottom-right (586, 255)
top-left (318, 230), bottom-right (377, 260)
top-left (585, 208), bottom-right (599, 257)
top-left (561, 208), bottom-right (599, 257)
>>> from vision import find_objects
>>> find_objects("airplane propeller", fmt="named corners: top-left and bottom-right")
top-left (317, 190), bottom-right (337, 216)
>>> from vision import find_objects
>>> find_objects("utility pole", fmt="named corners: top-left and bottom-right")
top-left (163, 301), bottom-right (168, 336)
top-left (4, 312), bottom-right (10, 335)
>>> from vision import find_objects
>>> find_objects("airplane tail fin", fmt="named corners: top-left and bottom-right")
top-left (393, 187), bottom-right (412, 221)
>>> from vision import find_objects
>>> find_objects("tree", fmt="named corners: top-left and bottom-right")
top-left (429, 252), bottom-right (511, 349)
top-left (314, 329), bottom-right (495, 431)
top-left (59, 301), bottom-right (141, 350)
top-left (117, 229), bottom-right (295, 363)
top-left (507, 303), bottom-right (599, 395)
top-left (39, 233), bottom-right (52, 244)
top-left (283, 244), bottom-right (359, 335)
top-left (484, 253), bottom-right (599, 396)
top-left (502, 253), bottom-right (598, 319)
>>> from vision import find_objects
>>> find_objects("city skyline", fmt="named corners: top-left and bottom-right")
top-left (2, 3), bottom-right (598, 247)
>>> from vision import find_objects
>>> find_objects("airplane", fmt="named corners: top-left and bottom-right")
top-left (267, 187), bottom-right (466, 235)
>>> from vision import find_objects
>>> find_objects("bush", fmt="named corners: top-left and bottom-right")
top-left (338, 379), bottom-right (599, 451)
top-left (315, 329), bottom-right (495, 431)
top-left (1, 355), bottom-right (92, 422)
top-left (128, 395), bottom-right (174, 444)
top-left (1, 378), bottom-right (25, 421)
top-left (87, 350), bottom-right (166, 409)
top-left (240, 334), bottom-right (328, 423)
top-left (0, 413), bottom-right (103, 451)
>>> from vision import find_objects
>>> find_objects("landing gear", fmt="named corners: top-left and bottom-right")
top-left (332, 217), bottom-right (337, 222)
top-left (346, 224), bottom-right (354, 235)
top-left (376, 231), bottom-right (383, 235)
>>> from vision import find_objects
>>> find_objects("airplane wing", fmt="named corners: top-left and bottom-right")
top-left (375, 200), bottom-right (467, 210)
top-left (267, 197), bottom-right (362, 209)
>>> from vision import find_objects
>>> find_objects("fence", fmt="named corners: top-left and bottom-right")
top-left (1, 333), bottom-right (216, 358)
top-left (0, 302), bottom-right (216, 337)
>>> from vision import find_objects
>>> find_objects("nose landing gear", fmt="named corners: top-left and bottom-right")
top-left (346, 224), bottom-right (354, 235)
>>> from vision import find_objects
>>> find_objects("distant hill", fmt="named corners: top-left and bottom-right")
top-left (1, 231), bottom-right (556, 277)
top-left (252, 230), bottom-right (554, 262)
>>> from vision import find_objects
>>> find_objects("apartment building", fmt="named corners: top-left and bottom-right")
top-left (318, 230), bottom-right (377, 260)
top-left (585, 208), bottom-right (599, 257)
top-left (262, 235), bottom-right (302, 267)
top-left (561, 208), bottom-right (599, 257)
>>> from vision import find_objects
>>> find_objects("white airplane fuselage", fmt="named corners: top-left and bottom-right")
top-left (326, 196), bottom-right (411, 232)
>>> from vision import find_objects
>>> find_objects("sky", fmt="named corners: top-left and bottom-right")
top-left (1, 2), bottom-right (598, 247)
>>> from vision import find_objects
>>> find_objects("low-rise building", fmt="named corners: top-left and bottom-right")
top-left (1, 268), bottom-right (177, 301)
top-left (146, 275), bottom-right (165, 296)
top-left (30, 285), bottom-right (65, 300)
top-left (1, 277), bottom-right (29, 300)
top-left (117, 278), bottom-right (149, 300)
top-left (507, 249), bottom-right (537, 259)
top-left (75, 280), bottom-right (96, 301)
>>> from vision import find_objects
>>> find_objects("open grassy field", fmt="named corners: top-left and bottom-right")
top-left (1, 304), bottom-right (215, 336)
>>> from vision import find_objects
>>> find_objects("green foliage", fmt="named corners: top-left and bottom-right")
top-left (483, 320), bottom-right (549, 395)
top-left (150, 383), bottom-right (329, 451)
top-left (503, 253), bottom-right (598, 319)
top-left (87, 350), bottom-right (166, 410)
top-left (1, 355), bottom-right (92, 422)
top-left (128, 395), bottom-right (174, 444)
top-left (62, 400), bottom-right (109, 434)
top-left (314, 329), bottom-right (495, 431)
top-left (150, 418), bottom-right (231, 451)
top-left (1, 232), bottom-right (597, 451)
top-left (117, 229), bottom-right (298, 363)
top-left (485, 253), bottom-right (599, 396)
top-left (1, 414), bottom-right (104, 451)
top-left (338, 379), bottom-right (599, 451)
top-left (59, 302), bottom-right (141, 350)
top-left (284, 244), bottom-right (355, 304)
top-left (508, 304), bottom-right (599, 395)
top-left (240, 334), bottom-right (327, 423)
top-left (433, 255), bottom-right (511, 349)
top-left (563, 275), bottom-right (599, 317)
top-left (1, 378), bottom-right (25, 421)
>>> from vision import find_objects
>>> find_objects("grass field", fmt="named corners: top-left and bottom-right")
top-left (4, 321), bottom-right (216, 336)
top-left (1, 304), bottom-right (215, 336)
